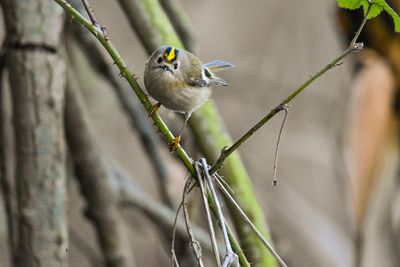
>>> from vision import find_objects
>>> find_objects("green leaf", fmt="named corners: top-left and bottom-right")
top-left (337, 0), bottom-right (363, 9)
top-left (337, 0), bottom-right (400, 32)
top-left (363, 2), bottom-right (383, 19)
top-left (379, 1), bottom-right (400, 32)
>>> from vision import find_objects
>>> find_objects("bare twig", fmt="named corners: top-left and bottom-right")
top-left (81, 0), bottom-right (108, 39)
top-left (182, 178), bottom-right (204, 267)
top-left (200, 159), bottom-right (238, 267)
top-left (272, 104), bottom-right (289, 186)
top-left (210, 6), bottom-right (372, 174)
top-left (167, 180), bottom-right (200, 267)
top-left (213, 173), bottom-right (288, 267)
top-left (171, 202), bottom-right (183, 267)
top-left (350, 3), bottom-right (372, 47)
top-left (195, 162), bottom-right (221, 267)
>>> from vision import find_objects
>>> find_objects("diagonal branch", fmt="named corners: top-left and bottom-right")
top-left (55, 0), bottom-right (194, 171)
top-left (66, 1), bottom-right (173, 207)
top-left (210, 26), bottom-right (368, 174)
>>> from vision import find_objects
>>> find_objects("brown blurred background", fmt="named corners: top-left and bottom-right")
top-left (1, 0), bottom-right (400, 266)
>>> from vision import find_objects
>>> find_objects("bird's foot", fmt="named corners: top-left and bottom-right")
top-left (149, 102), bottom-right (161, 118)
top-left (168, 135), bottom-right (181, 152)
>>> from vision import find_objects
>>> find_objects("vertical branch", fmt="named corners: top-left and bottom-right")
top-left (65, 70), bottom-right (134, 267)
top-left (0, 46), bottom-right (18, 266)
top-left (171, 202), bottom-right (183, 267)
top-left (1, 0), bottom-right (68, 266)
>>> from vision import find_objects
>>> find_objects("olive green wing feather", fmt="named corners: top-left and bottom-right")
top-left (183, 56), bottom-right (232, 87)
top-left (183, 55), bottom-right (207, 87)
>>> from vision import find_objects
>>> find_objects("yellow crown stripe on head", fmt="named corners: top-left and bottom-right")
top-left (165, 47), bottom-right (176, 62)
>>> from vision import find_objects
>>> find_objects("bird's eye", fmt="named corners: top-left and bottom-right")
top-left (173, 63), bottom-right (178, 70)
top-left (204, 68), bottom-right (212, 78)
top-left (157, 57), bottom-right (162, 64)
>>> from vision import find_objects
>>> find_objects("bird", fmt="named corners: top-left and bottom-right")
top-left (144, 45), bottom-right (233, 151)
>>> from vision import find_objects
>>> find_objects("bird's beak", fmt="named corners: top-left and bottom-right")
top-left (159, 64), bottom-right (173, 73)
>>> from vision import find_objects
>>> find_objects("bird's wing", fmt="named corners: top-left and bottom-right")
top-left (184, 56), bottom-right (208, 87)
top-left (203, 60), bottom-right (234, 73)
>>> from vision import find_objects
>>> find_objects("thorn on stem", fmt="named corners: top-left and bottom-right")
top-left (100, 26), bottom-right (109, 41)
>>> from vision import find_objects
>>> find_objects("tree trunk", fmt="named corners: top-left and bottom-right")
top-left (0, 0), bottom-right (68, 266)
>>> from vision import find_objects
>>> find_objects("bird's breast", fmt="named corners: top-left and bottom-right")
top-left (145, 73), bottom-right (211, 113)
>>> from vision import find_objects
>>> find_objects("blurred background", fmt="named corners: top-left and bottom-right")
top-left (1, 0), bottom-right (400, 266)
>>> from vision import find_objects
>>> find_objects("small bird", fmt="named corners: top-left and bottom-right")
top-left (144, 45), bottom-right (233, 151)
